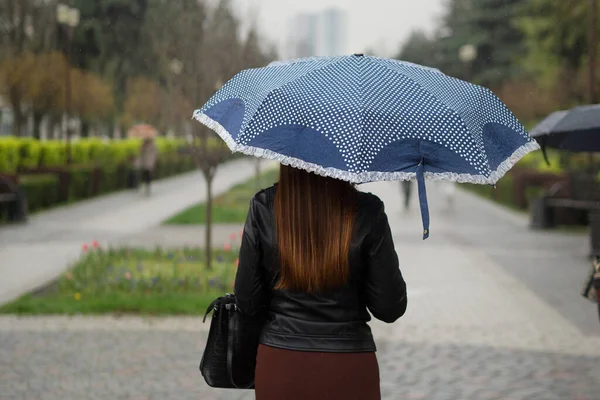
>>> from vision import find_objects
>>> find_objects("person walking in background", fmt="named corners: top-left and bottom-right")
top-left (235, 164), bottom-right (408, 400)
top-left (401, 180), bottom-right (412, 211)
top-left (442, 181), bottom-right (457, 211)
top-left (138, 138), bottom-right (158, 196)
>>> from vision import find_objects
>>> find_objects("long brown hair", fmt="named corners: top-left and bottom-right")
top-left (274, 165), bottom-right (358, 293)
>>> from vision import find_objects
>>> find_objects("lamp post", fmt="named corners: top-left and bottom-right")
top-left (458, 44), bottom-right (477, 81)
top-left (168, 59), bottom-right (183, 137)
top-left (590, 0), bottom-right (598, 104)
top-left (57, 3), bottom-right (80, 163)
top-left (169, 59), bottom-right (183, 76)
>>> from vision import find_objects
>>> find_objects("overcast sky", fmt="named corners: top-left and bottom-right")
top-left (232, 0), bottom-right (444, 58)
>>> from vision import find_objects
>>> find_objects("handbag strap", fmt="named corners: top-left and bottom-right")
top-left (203, 298), bottom-right (220, 323)
top-left (226, 304), bottom-right (254, 389)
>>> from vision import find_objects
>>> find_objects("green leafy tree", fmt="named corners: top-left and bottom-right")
top-left (397, 0), bottom-right (527, 88)
top-left (516, 0), bottom-right (597, 96)
top-left (70, 0), bottom-right (153, 107)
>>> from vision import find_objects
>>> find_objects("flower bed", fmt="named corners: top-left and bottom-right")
top-left (0, 243), bottom-right (240, 315)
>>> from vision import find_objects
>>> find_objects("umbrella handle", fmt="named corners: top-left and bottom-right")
top-left (541, 143), bottom-right (551, 167)
top-left (416, 161), bottom-right (430, 240)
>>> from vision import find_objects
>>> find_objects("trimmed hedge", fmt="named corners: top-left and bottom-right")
top-left (462, 174), bottom-right (519, 211)
top-left (0, 137), bottom-right (20, 173)
top-left (19, 174), bottom-right (60, 212)
top-left (68, 165), bottom-right (96, 201)
top-left (2, 137), bottom-right (234, 215)
top-left (0, 137), bottom-right (204, 173)
top-left (0, 136), bottom-right (240, 216)
top-left (17, 158), bottom-right (198, 213)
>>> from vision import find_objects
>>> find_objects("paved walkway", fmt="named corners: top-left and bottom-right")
top-left (0, 158), bottom-right (271, 306)
top-left (1, 180), bottom-right (599, 399)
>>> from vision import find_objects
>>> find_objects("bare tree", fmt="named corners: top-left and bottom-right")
top-left (145, 0), bottom-right (273, 269)
top-left (1, 0), bottom-right (34, 136)
top-left (152, 0), bottom-right (239, 269)
top-left (240, 26), bottom-right (273, 189)
top-left (190, 131), bottom-right (232, 270)
top-left (191, 0), bottom-right (244, 270)
top-left (0, 0), bottom-right (61, 136)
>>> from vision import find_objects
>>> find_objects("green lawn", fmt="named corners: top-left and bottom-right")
top-left (165, 167), bottom-right (279, 224)
top-left (0, 247), bottom-right (238, 315)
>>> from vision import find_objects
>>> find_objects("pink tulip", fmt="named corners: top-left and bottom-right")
top-left (235, 258), bottom-right (239, 268)
top-left (92, 240), bottom-right (100, 248)
top-left (125, 272), bottom-right (132, 280)
top-left (82, 243), bottom-right (89, 252)
top-left (229, 233), bottom-right (237, 241)
top-left (224, 243), bottom-right (231, 252)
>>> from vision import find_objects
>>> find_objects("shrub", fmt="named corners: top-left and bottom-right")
top-left (463, 174), bottom-right (518, 210)
top-left (71, 140), bottom-right (93, 165)
top-left (0, 136), bottom-right (213, 214)
top-left (39, 141), bottom-right (67, 167)
top-left (19, 138), bottom-right (41, 170)
top-left (68, 166), bottom-right (94, 202)
top-left (98, 166), bottom-right (124, 194)
top-left (0, 138), bottom-right (21, 174)
top-left (87, 139), bottom-right (112, 164)
top-left (19, 174), bottom-right (60, 212)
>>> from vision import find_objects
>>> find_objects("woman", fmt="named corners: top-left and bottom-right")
top-left (137, 138), bottom-right (158, 195)
top-left (235, 165), bottom-right (408, 399)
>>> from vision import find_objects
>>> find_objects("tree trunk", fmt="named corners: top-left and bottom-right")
top-left (32, 111), bottom-right (43, 140)
top-left (205, 170), bottom-right (213, 270)
top-left (81, 120), bottom-right (90, 138)
top-left (255, 159), bottom-right (261, 190)
top-left (9, 88), bottom-right (25, 137)
top-left (48, 114), bottom-right (61, 139)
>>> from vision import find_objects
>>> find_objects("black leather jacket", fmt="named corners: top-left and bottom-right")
top-left (234, 185), bottom-right (407, 353)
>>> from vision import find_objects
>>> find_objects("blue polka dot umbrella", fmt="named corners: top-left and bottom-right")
top-left (193, 55), bottom-right (539, 239)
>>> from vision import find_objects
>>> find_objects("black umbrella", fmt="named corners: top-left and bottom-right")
top-left (531, 104), bottom-right (600, 152)
top-left (529, 110), bottom-right (569, 139)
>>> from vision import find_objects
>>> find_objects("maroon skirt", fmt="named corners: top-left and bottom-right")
top-left (255, 344), bottom-right (380, 400)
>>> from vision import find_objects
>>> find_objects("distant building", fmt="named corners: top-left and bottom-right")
top-left (287, 8), bottom-right (347, 59)
top-left (289, 13), bottom-right (320, 58)
top-left (320, 8), bottom-right (347, 57)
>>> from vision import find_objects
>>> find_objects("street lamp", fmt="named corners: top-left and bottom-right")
top-left (458, 44), bottom-right (477, 81)
top-left (589, 0), bottom-right (597, 104)
top-left (57, 3), bottom-right (80, 163)
top-left (168, 59), bottom-right (183, 137)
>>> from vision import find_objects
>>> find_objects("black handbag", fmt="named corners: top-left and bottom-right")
top-left (582, 256), bottom-right (600, 322)
top-left (200, 294), bottom-right (262, 389)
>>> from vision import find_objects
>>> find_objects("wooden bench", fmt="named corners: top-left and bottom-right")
top-left (0, 193), bottom-right (18, 203)
top-left (0, 176), bottom-right (27, 222)
top-left (530, 181), bottom-right (600, 256)
top-left (545, 198), bottom-right (600, 211)
top-left (0, 176), bottom-right (18, 203)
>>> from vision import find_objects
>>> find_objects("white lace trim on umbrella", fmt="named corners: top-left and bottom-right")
top-left (194, 112), bottom-right (540, 185)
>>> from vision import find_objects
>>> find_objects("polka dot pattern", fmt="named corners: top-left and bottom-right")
top-left (197, 55), bottom-right (534, 180)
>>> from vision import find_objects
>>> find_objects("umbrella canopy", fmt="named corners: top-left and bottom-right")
top-left (529, 110), bottom-right (569, 138)
top-left (127, 124), bottom-right (159, 139)
top-left (193, 55), bottom-right (539, 238)
top-left (531, 104), bottom-right (600, 152)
